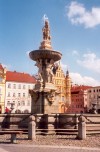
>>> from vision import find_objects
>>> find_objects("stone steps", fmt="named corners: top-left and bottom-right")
top-left (87, 130), bottom-right (100, 134)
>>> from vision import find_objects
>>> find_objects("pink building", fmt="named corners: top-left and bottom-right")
top-left (67, 85), bottom-right (92, 114)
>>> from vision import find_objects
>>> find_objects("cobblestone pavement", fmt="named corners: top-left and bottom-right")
top-left (0, 144), bottom-right (100, 152)
top-left (0, 134), bottom-right (100, 152)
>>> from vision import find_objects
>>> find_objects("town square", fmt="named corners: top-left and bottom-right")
top-left (0, 0), bottom-right (100, 151)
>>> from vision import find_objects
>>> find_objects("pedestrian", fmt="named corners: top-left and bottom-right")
top-left (5, 107), bottom-right (10, 113)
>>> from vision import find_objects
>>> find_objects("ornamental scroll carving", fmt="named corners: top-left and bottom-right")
top-left (29, 90), bottom-right (39, 103)
top-left (46, 90), bottom-right (55, 104)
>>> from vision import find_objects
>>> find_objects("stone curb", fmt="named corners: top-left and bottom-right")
top-left (1, 144), bottom-right (100, 151)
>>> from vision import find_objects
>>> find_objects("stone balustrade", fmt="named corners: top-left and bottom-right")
top-left (0, 113), bottom-right (100, 140)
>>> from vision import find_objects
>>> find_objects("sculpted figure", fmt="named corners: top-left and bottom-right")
top-left (35, 60), bottom-right (43, 82)
top-left (45, 59), bottom-right (54, 83)
top-left (42, 20), bottom-right (51, 41)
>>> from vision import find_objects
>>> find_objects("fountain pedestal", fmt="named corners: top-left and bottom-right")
top-left (29, 19), bottom-right (62, 114)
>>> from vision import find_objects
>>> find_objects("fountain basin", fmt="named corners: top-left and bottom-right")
top-left (29, 49), bottom-right (62, 62)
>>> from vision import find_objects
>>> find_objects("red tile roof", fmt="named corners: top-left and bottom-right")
top-left (71, 85), bottom-right (92, 92)
top-left (6, 71), bottom-right (36, 83)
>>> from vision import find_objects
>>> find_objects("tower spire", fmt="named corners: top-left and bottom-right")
top-left (39, 16), bottom-right (52, 50)
top-left (66, 69), bottom-right (69, 77)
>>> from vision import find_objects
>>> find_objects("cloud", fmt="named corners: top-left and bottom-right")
top-left (77, 52), bottom-right (100, 73)
top-left (72, 50), bottom-right (79, 56)
top-left (70, 72), bottom-right (100, 86)
top-left (26, 51), bottom-right (30, 56)
top-left (58, 61), bottom-right (100, 86)
top-left (2, 63), bottom-right (11, 70)
top-left (66, 1), bottom-right (100, 28)
top-left (60, 61), bottom-right (68, 73)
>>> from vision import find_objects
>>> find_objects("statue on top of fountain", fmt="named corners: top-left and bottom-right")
top-left (42, 19), bottom-right (51, 41)
top-left (39, 17), bottom-right (52, 50)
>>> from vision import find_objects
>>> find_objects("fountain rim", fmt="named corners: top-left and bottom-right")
top-left (29, 49), bottom-right (62, 61)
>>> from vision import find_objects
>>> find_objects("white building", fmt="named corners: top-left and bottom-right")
top-left (5, 71), bottom-right (36, 113)
top-left (87, 86), bottom-right (100, 113)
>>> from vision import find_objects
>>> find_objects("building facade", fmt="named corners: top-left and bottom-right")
top-left (5, 71), bottom-right (36, 113)
top-left (67, 85), bottom-right (91, 114)
top-left (53, 63), bottom-right (71, 113)
top-left (0, 64), bottom-right (6, 113)
top-left (87, 86), bottom-right (100, 113)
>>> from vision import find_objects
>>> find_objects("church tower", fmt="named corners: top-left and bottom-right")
top-left (65, 70), bottom-right (71, 106)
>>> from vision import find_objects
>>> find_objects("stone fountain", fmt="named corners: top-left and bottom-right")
top-left (29, 18), bottom-right (62, 114)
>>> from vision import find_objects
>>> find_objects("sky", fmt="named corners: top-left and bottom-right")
top-left (0, 0), bottom-right (100, 86)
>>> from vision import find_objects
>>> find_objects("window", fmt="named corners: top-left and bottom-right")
top-left (27, 100), bottom-right (30, 106)
top-left (23, 93), bottom-right (25, 97)
top-left (80, 105), bottom-right (83, 108)
top-left (18, 93), bottom-right (21, 97)
top-left (7, 101), bottom-right (10, 106)
top-left (88, 90), bottom-right (91, 93)
top-left (28, 85), bottom-right (30, 89)
top-left (17, 101), bottom-right (20, 106)
top-left (12, 101), bottom-right (15, 105)
top-left (13, 84), bottom-right (16, 89)
top-left (13, 93), bottom-right (15, 97)
top-left (22, 101), bottom-right (25, 106)
top-left (18, 84), bottom-right (21, 89)
top-left (8, 92), bottom-right (10, 97)
top-left (8, 83), bottom-right (11, 88)
top-left (28, 93), bottom-right (30, 97)
top-left (23, 85), bottom-right (25, 89)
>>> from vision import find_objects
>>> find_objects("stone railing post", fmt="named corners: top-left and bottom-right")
top-left (28, 115), bottom-right (36, 140)
top-left (78, 115), bottom-right (86, 140)
top-left (47, 114), bottom-right (56, 134)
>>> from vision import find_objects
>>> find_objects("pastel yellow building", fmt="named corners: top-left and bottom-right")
top-left (0, 64), bottom-right (6, 113)
top-left (54, 63), bottom-right (71, 113)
